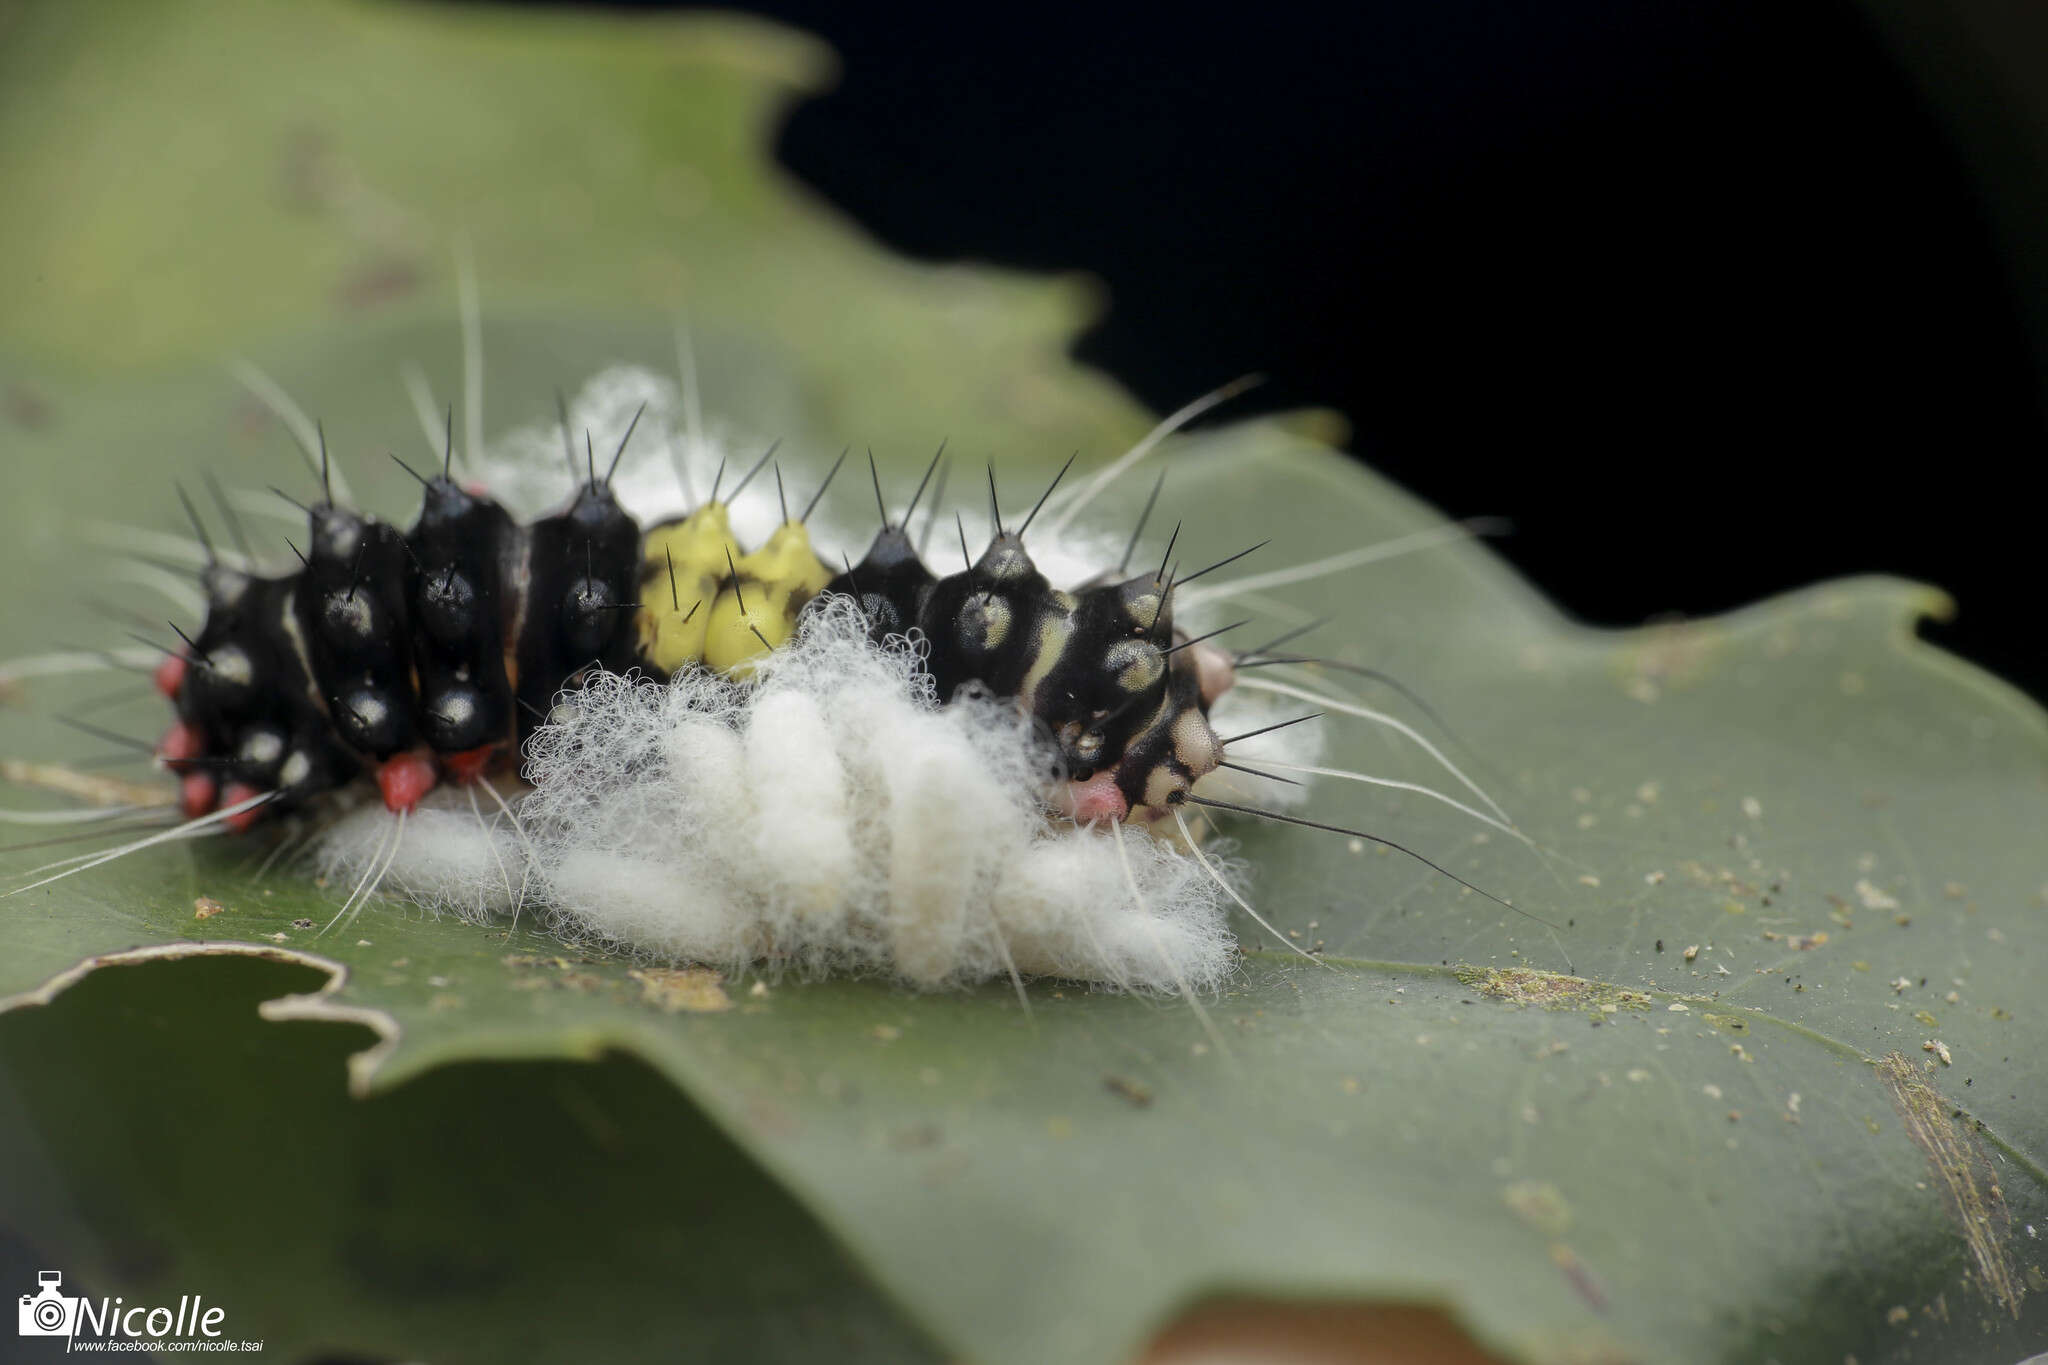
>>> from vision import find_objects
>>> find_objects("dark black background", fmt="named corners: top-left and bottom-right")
top-left (607, 0), bottom-right (2044, 696)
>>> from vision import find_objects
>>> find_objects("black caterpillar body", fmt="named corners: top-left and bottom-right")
top-left (158, 442), bottom-right (1231, 833)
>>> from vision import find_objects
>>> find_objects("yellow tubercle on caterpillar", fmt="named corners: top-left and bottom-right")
top-left (637, 502), bottom-right (739, 673)
top-left (637, 506), bottom-right (832, 678)
top-left (746, 520), bottom-right (835, 602)
top-left (702, 520), bottom-right (832, 676)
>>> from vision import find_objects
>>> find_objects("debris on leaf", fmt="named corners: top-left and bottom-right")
top-left (1878, 1052), bottom-right (2022, 1318)
top-left (1501, 1181), bottom-right (1572, 1238)
top-left (1455, 966), bottom-right (1652, 1015)
top-left (630, 967), bottom-right (733, 1014)
top-left (1104, 1075), bottom-right (1154, 1109)
top-left (1548, 1242), bottom-right (1609, 1313)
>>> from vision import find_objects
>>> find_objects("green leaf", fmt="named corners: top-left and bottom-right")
top-left (0, 953), bottom-right (941, 1363)
top-left (2, 4), bottom-right (2045, 1364)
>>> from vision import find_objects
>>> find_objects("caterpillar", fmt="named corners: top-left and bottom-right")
top-left (162, 418), bottom-right (1235, 838)
top-left (1, 313), bottom-right (1537, 997)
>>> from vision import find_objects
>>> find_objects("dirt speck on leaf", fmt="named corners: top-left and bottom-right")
top-left (504, 955), bottom-right (607, 994)
top-left (630, 967), bottom-right (733, 1014)
top-left (1616, 619), bottom-right (1720, 702)
top-left (1548, 1242), bottom-right (1609, 1314)
top-left (1501, 1181), bottom-right (1572, 1238)
top-left (1104, 1075), bottom-right (1154, 1109)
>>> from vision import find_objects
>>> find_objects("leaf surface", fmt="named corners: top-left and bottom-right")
top-left (1, 4), bottom-right (2043, 1363)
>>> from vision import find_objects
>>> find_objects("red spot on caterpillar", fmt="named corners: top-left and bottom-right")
top-left (1059, 770), bottom-right (1129, 824)
top-left (377, 752), bottom-right (437, 813)
top-left (157, 722), bottom-right (203, 765)
top-left (179, 772), bottom-right (217, 820)
top-left (153, 653), bottom-right (187, 699)
top-left (221, 781), bottom-right (266, 832)
top-left (440, 744), bottom-right (498, 785)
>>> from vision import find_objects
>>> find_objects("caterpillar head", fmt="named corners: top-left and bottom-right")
top-left (824, 492), bottom-right (1234, 828)
top-left (1048, 633), bottom-right (1224, 825)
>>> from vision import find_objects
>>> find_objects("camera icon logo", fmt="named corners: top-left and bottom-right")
top-left (18, 1271), bottom-right (79, 1337)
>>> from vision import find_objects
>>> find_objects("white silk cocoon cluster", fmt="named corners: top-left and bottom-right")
top-left (314, 599), bottom-right (1246, 992)
top-left (313, 792), bottom-right (526, 921)
top-left (519, 598), bottom-right (1234, 991)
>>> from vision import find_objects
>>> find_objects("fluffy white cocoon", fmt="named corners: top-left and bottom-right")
top-left (312, 600), bottom-right (1239, 992)
top-left (312, 788), bottom-right (526, 922)
top-left (516, 598), bottom-right (1233, 991)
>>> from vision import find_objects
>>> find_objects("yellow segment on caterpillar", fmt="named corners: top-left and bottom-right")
top-left (701, 520), bottom-right (831, 676)
top-left (637, 503), bottom-right (740, 674)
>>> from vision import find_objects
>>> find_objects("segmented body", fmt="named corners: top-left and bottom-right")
top-left (161, 458), bottom-right (1224, 832)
